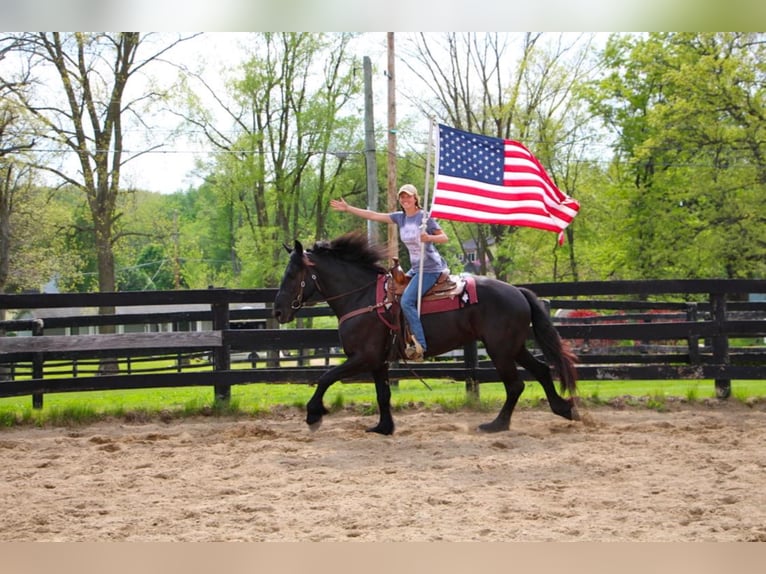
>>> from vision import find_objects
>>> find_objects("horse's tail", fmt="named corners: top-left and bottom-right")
top-left (519, 287), bottom-right (578, 396)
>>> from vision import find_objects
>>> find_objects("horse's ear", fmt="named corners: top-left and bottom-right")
top-left (283, 240), bottom-right (303, 255)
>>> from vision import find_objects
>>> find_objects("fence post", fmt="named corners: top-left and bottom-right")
top-left (212, 302), bottom-right (231, 402)
top-left (686, 302), bottom-right (700, 364)
top-left (710, 292), bottom-right (730, 399)
top-left (32, 319), bottom-right (44, 409)
top-left (266, 316), bottom-right (280, 368)
top-left (296, 316), bottom-right (310, 367)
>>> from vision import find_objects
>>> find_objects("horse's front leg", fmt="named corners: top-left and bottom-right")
top-left (306, 381), bottom-right (331, 431)
top-left (306, 358), bottom-right (367, 431)
top-left (367, 364), bottom-right (394, 435)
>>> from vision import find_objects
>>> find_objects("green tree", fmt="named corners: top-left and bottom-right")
top-left (0, 67), bottom-right (85, 296)
top-left (0, 44), bottom-right (41, 294)
top-left (113, 190), bottom-right (180, 291)
top-left (1, 32), bottom-right (199, 293)
top-left (176, 32), bottom-right (363, 287)
top-left (586, 32), bottom-right (766, 279)
top-left (173, 183), bottom-right (239, 288)
top-left (117, 244), bottom-right (177, 291)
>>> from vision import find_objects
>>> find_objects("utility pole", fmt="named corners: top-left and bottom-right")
top-left (173, 210), bottom-right (181, 289)
top-left (363, 56), bottom-right (379, 244)
top-left (386, 32), bottom-right (398, 258)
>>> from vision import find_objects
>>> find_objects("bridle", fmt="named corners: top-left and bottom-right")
top-left (289, 259), bottom-right (320, 310)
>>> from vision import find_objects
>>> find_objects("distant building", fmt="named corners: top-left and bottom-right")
top-left (460, 237), bottom-right (495, 275)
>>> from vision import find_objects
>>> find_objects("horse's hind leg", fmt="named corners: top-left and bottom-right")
top-left (516, 346), bottom-right (578, 421)
top-left (478, 351), bottom-right (524, 433)
top-left (366, 365), bottom-right (395, 435)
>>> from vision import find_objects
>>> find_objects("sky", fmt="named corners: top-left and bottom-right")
top-left (121, 33), bottom-right (396, 195)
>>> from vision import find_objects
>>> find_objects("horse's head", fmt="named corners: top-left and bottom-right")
top-left (273, 240), bottom-right (322, 324)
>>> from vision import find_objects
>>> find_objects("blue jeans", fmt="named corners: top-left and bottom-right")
top-left (401, 271), bottom-right (441, 351)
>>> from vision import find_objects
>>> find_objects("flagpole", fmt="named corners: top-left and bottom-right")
top-left (417, 117), bottom-right (436, 317)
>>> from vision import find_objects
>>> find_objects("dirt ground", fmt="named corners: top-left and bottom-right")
top-left (1, 400), bottom-right (765, 542)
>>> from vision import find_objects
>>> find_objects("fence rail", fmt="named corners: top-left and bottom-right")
top-left (1, 279), bottom-right (765, 408)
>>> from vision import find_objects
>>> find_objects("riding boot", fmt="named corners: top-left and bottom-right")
top-left (405, 339), bottom-right (425, 362)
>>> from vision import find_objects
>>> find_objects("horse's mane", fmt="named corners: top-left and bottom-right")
top-left (310, 231), bottom-right (388, 273)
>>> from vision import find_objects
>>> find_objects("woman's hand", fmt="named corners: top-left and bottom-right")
top-left (420, 230), bottom-right (447, 243)
top-left (329, 198), bottom-right (348, 212)
top-left (330, 198), bottom-right (390, 223)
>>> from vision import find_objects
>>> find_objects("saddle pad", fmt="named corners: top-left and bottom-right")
top-left (421, 275), bottom-right (478, 315)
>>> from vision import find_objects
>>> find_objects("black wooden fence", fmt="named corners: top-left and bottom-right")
top-left (1, 279), bottom-right (765, 408)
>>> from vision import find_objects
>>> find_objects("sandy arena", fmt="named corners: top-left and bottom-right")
top-left (1, 400), bottom-right (765, 542)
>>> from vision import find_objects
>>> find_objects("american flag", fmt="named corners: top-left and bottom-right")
top-left (430, 124), bottom-right (580, 244)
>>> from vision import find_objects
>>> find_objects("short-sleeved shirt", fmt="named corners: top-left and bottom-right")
top-left (388, 210), bottom-right (449, 274)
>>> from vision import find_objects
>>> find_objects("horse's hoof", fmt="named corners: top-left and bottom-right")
top-left (569, 404), bottom-right (581, 421)
top-left (478, 421), bottom-right (509, 433)
top-left (552, 398), bottom-right (581, 421)
top-left (306, 405), bottom-right (327, 431)
top-left (366, 424), bottom-right (394, 436)
top-left (566, 397), bottom-right (581, 421)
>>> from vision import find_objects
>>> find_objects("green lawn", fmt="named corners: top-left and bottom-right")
top-left (1, 377), bottom-right (764, 427)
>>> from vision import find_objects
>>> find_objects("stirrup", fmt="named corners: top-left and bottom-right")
top-left (405, 341), bottom-right (425, 362)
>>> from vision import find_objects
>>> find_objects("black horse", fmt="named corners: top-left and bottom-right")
top-left (273, 231), bottom-right (579, 435)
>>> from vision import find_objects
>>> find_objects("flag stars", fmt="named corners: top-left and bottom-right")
top-left (439, 126), bottom-right (504, 185)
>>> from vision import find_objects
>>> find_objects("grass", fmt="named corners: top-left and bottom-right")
top-left (0, 377), bottom-right (765, 428)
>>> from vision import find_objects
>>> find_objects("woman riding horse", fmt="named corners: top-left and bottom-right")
top-left (330, 184), bottom-right (449, 362)
top-left (273, 232), bottom-right (579, 436)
